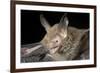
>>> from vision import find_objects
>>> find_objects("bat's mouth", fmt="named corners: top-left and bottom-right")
top-left (49, 46), bottom-right (59, 54)
top-left (51, 46), bottom-right (59, 49)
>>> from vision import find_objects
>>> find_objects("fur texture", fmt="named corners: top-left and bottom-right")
top-left (40, 14), bottom-right (89, 61)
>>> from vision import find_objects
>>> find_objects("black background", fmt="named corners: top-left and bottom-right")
top-left (21, 10), bottom-right (89, 45)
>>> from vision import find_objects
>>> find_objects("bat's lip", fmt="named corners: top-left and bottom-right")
top-left (49, 46), bottom-right (60, 54)
top-left (51, 46), bottom-right (59, 49)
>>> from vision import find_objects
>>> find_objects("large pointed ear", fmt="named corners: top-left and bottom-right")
top-left (40, 14), bottom-right (51, 31)
top-left (59, 13), bottom-right (69, 29)
top-left (58, 13), bottom-right (69, 38)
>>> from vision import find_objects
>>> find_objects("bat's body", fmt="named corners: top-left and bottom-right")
top-left (40, 14), bottom-right (89, 61)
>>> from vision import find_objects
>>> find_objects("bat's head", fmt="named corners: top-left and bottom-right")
top-left (40, 14), bottom-right (69, 54)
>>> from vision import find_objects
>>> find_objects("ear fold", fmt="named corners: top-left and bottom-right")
top-left (58, 13), bottom-right (69, 38)
top-left (40, 14), bottom-right (51, 31)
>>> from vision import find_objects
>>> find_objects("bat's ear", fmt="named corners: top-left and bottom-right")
top-left (59, 13), bottom-right (69, 28)
top-left (58, 13), bottom-right (69, 38)
top-left (40, 14), bottom-right (51, 32)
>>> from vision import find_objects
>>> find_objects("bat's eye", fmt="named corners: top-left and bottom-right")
top-left (56, 40), bottom-right (58, 42)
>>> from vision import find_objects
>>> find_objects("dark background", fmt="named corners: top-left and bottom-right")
top-left (21, 10), bottom-right (89, 45)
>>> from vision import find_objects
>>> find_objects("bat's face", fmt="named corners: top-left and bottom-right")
top-left (44, 35), bottom-right (62, 54)
top-left (42, 26), bottom-right (63, 54)
top-left (40, 14), bottom-right (68, 54)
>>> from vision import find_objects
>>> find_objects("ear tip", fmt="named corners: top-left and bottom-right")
top-left (62, 13), bottom-right (67, 18)
top-left (40, 14), bottom-right (46, 20)
top-left (40, 14), bottom-right (43, 18)
top-left (64, 13), bottom-right (68, 21)
top-left (64, 13), bottom-right (67, 16)
top-left (61, 13), bottom-right (68, 20)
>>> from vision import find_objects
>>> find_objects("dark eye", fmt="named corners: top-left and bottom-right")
top-left (56, 40), bottom-right (58, 42)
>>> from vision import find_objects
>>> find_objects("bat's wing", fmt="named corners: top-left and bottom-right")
top-left (21, 43), bottom-right (54, 62)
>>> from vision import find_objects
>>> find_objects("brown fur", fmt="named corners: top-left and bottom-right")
top-left (40, 14), bottom-right (89, 61)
